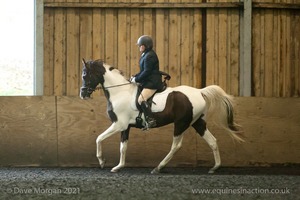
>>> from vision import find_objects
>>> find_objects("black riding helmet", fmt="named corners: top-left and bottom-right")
top-left (137, 35), bottom-right (153, 50)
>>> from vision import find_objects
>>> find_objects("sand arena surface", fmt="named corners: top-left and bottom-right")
top-left (0, 167), bottom-right (299, 200)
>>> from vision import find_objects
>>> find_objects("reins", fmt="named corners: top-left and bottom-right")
top-left (95, 82), bottom-right (132, 91)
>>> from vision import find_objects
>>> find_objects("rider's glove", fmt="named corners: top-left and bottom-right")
top-left (130, 76), bottom-right (136, 83)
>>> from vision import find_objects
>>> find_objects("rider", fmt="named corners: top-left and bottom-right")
top-left (130, 35), bottom-right (163, 128)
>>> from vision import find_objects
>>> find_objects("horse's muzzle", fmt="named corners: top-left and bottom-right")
top-left (80, 87), bottom-right (91, 99)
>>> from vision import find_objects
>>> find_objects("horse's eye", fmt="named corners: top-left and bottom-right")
top-left (82, 71), bottom-right (87, 78)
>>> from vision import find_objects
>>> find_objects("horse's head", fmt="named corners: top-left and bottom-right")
top-left (80, 58), bottom-right (105, 99)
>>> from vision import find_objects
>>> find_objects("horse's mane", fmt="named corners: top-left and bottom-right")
top-left (93, 59), bottom-right (128, 80)
top-left (91, 59), bottom-right (104, 67)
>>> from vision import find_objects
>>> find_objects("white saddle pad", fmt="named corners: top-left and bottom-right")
top-left (151, 88), bottom-right (174, 112)
top-left (131, 88), bottom-right (173, 112)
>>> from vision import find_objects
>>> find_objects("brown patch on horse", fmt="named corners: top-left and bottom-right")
top-left (153, 91), bottom-right (193, 136)
top-left (192, 114), bottom-right (206, 137)
top-left (88, 60), bottom-right (118, 122)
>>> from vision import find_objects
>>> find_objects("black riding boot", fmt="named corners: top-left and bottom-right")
top-left (140, 101), bottom-right (157, 128)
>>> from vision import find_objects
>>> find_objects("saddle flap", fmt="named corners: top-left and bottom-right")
top-left (135, 86), bottom-right (155, 111)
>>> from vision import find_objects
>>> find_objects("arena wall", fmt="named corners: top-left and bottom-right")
top-left (0, 96), bottom-right (299, 167)
top-left (43, 0), bottom-right (300, 97)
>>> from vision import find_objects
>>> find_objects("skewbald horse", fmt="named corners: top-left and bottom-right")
top-left (80, 59), bottom-right (244, 174)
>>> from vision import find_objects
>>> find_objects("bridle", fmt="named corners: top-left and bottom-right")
top-left (83, 83), bottom-right (132, 94)
top-left (82, 67), bottom-right (134, 97)
top-left (83, 78), bottom-right (132, 94)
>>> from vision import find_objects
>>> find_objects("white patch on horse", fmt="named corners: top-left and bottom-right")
top-left (151, 88), bottom-right (174, 112)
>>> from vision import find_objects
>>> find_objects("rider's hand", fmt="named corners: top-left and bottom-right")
top-left (130, 76), bottom-right (136, 83)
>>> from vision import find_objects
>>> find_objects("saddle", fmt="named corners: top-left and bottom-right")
top-left (135, 71), bottom-right (171, 128)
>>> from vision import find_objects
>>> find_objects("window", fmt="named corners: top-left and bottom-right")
top-left (0, 0), bottom-right (34, 95)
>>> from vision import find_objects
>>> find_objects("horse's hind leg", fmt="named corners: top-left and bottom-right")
top-left (111, 141), bottom-right (128, 173)
top-left (203, 129), bottom-right (221, 174)
top-left (192, 117), bottom-right (221, 174)
top-left (151, 134), bottom-right (184, 174)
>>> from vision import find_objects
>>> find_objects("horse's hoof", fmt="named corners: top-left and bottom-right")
top-left (111, 168), bottom-right (118, 173)
top-left (99, 159), bottom-right (106, 168)
top-left (151, 168), bottom-right (160, 174)
top-left (208, 167), bottom-right (219, 174)
top-left (208, 165), bottom-right (220, 174)
top-left (111, 165), bottom-right (123, 173)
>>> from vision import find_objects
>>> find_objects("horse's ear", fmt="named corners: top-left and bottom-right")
top-left (82, 58), bottom-right (87, 67)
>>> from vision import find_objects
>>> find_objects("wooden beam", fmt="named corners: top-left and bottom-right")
top-left (239, 0), bottom-right (252, 96)
top-left (253, 3), bottom-right (300, 10)
top-left (34, 0), bottom-right (44, 95)
top-left (44, 2), bottom-right (300, 9)
top-left (44, 2), bottom-right (242, 9)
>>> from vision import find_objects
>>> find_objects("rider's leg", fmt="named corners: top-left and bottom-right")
top-left (138, 89), bottom-right (157, 128)
top-left (138, 88), bottom-right (157, 104)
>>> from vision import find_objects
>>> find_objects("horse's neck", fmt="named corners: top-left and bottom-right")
top-left (103, 74), bottom-right (128, 88)
top-left (103, 83), bottom-right (136, 100)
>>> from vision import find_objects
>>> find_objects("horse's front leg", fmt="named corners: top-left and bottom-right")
top-left (111, 126), bottom-right (131, 173)
top-left (96, 123), bottom-right (120, 168)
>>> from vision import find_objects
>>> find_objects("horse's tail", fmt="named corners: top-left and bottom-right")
top-left (201, 85), bottom-right (244, 143)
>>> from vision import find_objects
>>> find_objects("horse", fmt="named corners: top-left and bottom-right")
top-left (79, 59), bottom-right (244, 174)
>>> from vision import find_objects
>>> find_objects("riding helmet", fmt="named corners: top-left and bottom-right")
top-left (137, 35), bottom-right (153, 50)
